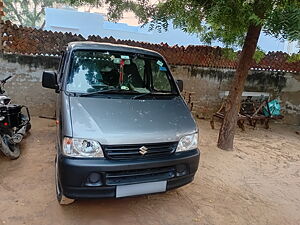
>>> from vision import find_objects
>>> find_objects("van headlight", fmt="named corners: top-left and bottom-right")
top-left (63, 137), bottom-right (104, 158)
top-left (176, 133), bottom-right (198, 152)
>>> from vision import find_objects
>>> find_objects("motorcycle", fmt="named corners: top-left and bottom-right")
top-left (0, 76), bottom-right (31, 159)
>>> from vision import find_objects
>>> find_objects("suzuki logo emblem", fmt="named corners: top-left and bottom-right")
top-left (139, 146), bottom-right (148, 155)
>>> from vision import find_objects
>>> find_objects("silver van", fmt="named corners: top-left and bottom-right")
top-left (42, 42), bottom-right (200, 205)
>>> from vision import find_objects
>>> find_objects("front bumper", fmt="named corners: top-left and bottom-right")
top-left (57, 149), bottom-right (200, 199)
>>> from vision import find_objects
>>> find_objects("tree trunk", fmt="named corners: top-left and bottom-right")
top-left (217, 24), bottom-right (262, 150)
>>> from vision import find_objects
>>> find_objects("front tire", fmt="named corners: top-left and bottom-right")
top-left (0, 135), bottom-right (20, 159)
top-left (55, 156), bottom-right (75, 205)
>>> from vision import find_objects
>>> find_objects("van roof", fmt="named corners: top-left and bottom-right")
top-left (67, 41), bottom-right (162, 58)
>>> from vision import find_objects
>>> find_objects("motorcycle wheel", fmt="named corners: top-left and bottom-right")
top-left (0, 135), bottom-right (20, 160)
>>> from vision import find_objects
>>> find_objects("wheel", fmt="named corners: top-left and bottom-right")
top-left (0, 135), bottom-right (20, 159)
top-left (55, 156), bottom-right (75, 205)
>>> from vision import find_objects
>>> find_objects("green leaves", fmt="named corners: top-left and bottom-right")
top-left (116, 1), bottom-right (296, 46)
top-left (3, 0), bottom-right (69, 28)
top-left (287, 53), bottom-right (300, 63)
top-left (264, 4), bottom-right (300, 41)
top-left (253, 48), bottom-right (266, 63)
top-left (221, 48), bottom-right (238, 60)
top-left (220, 47), bottom-right (266, 63)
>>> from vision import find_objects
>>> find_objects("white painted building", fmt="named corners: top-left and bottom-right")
top-left (44, 7), bottom-right (204, 46)
top-left (45, 7), bottom-right (292, 53)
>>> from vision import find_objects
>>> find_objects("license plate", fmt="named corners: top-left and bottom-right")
top-left (116, 181), bottom-right (167, 198)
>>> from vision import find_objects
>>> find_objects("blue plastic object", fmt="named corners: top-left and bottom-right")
top-left (159, 66), bottom-right (167, 71)
top-left (263, 99), bottom-right (281, 116)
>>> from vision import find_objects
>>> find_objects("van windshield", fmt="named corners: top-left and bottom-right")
top-left (66, 50), bottom-right (178, 96)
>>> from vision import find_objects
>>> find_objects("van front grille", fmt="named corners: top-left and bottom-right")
top-left (103, 142), bottom-right (178, 160)
top-left (105, 166), bottom-right (176, 185)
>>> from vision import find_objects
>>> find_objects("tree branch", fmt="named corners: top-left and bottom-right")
top-left (4, 1), bottom-right (24, 25)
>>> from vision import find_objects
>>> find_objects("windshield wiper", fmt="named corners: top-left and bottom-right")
top-left (78, 89), bottom-right (139, 97)
top-left (132, 92), bottom-right (175, 99)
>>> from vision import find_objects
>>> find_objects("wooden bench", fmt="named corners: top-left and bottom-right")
top-left (211, 92), bottom-right (283, 130)
top-left (210, 101), bottom-right (248, 131)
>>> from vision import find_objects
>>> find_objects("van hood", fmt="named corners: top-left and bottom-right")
top-left (69, 96), bottom-right (197, 145)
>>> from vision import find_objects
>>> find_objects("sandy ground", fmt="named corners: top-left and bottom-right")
top-left (0, 117), bottom-right (299, 225)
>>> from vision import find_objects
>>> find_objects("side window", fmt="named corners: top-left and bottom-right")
top-left (151, 60), bottom-right (171, 92)
top-left (57, 51), bottom-right (66, 83)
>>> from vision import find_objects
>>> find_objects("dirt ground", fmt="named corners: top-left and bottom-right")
top-left (0, 117), bottom-right (299, 225)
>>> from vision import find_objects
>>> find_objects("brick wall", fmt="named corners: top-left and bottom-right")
top-left (1, 20), bottom-right (300, 73)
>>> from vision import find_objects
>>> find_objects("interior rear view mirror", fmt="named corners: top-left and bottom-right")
top-left (176, 79), bottom-right (183, 92)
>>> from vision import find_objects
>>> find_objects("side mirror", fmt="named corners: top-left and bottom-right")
top-left (176, 79), bottom-right (183, 92)
top-left (42, 71), bottom-right (58, 90)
